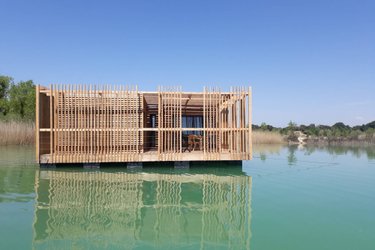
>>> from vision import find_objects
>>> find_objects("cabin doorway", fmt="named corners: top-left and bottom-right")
top-left (182, 115), bottom-right (203, 152)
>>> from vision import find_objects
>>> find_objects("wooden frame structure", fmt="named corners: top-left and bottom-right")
top-left (36, 85), bottom-right (252, 164)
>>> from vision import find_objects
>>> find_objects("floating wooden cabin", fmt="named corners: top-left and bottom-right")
top-left (36, 85), bottom-right (252, 164)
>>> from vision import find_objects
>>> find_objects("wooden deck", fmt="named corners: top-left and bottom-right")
top-left (40, 149), bottom-right (249, 163)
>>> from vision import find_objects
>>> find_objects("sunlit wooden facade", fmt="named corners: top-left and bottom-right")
top-left (36, 85), bottom-right (252, 164)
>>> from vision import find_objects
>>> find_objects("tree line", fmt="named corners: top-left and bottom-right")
top-left (0, 75), bottom-right (35, 121)
top-left (254, 121), bottom-right (375, 141)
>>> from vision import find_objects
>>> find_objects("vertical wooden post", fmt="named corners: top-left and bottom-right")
top-left (168, 87), bottom-right (170, 157)
top-left (61, 84), bottom-right (65, 163)
top-left (94, 84), bottom-right (98, 163)
top-left (73, 84), bottom-right (76, 163)
top-left (114, 84), bottom-right (117, 161)
top-left (248, 86), bottom-right (252, 160)
top-left (157, 86), bottom-right (160, 158)
top-left (53, 84), bottom-right (56, 162)
top-left (229, 87), bottom-right (232, 156)
top-left (136, 85), bottom-right (139, 156)
top-left (174, 88), bottom-right (176, 156)
top-left (56, 84), bottom-right (60, 162)
top-left (49, 84), bottom-right (54, 163)
top-left (219, 89), bottom-right (223, 159)
top-left (210, 87), bottom-right (212, 155)
top-left (82, 84), bottom-right (86, 162)
top-left (68, 84), bottom-right (71, 163)
top-left (35, 85), bottom-right (40, 163)
top-left (179, 86), bottom-right (182, 157)
top-left (119, 85), bottom-right (122, 162)
top-left (79, 84), bottom-right (83, 162)
top-left (203, 86), bottom-right (206, 156)
top-left (241, 87), bottom-right (245, 159)
top-left (78, 84), bottom-right (81, 162)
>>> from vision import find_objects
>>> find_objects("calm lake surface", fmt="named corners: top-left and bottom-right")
top-left (0, 145), bottom-right (374, 249)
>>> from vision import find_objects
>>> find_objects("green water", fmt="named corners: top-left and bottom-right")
top-left (0, 145), bottom-right (374, 249)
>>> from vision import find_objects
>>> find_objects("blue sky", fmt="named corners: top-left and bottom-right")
top-left (1, 0), bottom-right (374, 126)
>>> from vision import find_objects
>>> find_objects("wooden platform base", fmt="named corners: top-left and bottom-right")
top-left (40, 150), bottom-right (250, 164)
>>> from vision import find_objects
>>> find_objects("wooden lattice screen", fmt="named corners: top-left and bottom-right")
top-left (158, 86), bottom-right (182, 161)
top-left (48, 85), bottom-right (143, 163)
top-left (203, 87), bottom-right (251, 160)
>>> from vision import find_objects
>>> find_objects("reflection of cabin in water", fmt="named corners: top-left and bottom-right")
top-left (36, 85), bottom-right (252, 164)
top-left (33, 171), bottom-right (252, 249)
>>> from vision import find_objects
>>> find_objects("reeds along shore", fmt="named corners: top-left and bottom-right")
top-left (252, 131), bottom-right (285, 144)
top-left (0, 121), bottom-right (35, 145)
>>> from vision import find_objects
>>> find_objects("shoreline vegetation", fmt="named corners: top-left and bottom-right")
top-left (252, 131), bottom-right (284, 144)
top-left (0, 121), bottom-right (35, 145)
top-left (0, 75), bottom-right (36, 145)
top-left (253, 121), bottom-right (375, 146)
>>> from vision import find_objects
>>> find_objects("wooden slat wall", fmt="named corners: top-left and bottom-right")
top-left (203, 86), bottom-right (251, 161)
top-left (158, 86), bottom-right (182, 161)
top-left (203, 87), bottom-right (221, 160)
top-left (49, 84), bottom-right (143, 163)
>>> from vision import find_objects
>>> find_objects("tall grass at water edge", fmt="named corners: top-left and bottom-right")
top-left (0, 121), bottom-right (35, 145)
top-left (252, 130), bottom-right (285, 144)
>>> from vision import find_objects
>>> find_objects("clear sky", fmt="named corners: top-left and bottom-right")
top-left (1, 0), bottom-right (374, 127)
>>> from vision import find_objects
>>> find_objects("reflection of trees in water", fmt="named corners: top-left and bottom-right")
top-left (302, 145), bottom-right (375, 160)
top-left (253, 144), bottom-right (283, 155)
top-left (253, 144), bottom-right (283, 162)
top-left (254, 144), bottom-right (374, 164)
top-left (367, 148), bottom-right (375, 160)
top-left (33, 171), bottom-right (252, 249)
top-left (260, 153), bottom-right (267, 162)
top-left (303, 145), bottom-right (316, 156)
top-left (0, 167), bottom-right (35, 203)
top-left (326, 146), bottom-right (361, 157)
top-left (287, 145), bottom-right (298, 166)
top-left (0, 146), bottom-right (36, 202)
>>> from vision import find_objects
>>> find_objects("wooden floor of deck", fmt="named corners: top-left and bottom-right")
top-left (40, 149), bottom-right (250, 164)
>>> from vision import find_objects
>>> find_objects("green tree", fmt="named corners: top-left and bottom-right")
top-left (306, 123), bottom-right (319, 136)
top-left (288, 121), bottom-right (297, 131)
top-left (9, 80), bottom-right (35, 120)
top-left (260, 122), bottom-right (267, 131)
top-left (0, 75), bottom-right (13, 116)
top-left (365, 128), bottom-right (375, 140)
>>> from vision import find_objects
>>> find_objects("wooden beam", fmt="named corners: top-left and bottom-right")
top-left (35, 85), bottom-right (40, 163)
